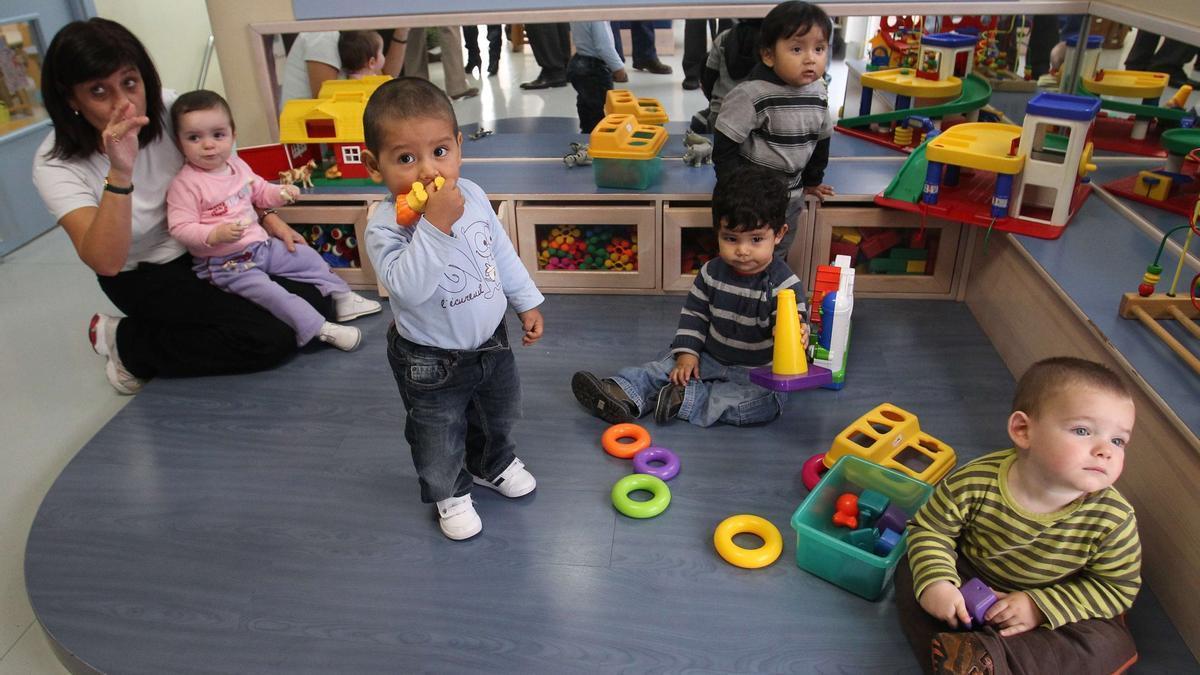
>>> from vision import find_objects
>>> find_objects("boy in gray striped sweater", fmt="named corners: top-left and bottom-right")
top-left (897, 357), bottom-right (1141, 674)
top-left (713, 1), bottom-right (835, 259)
top-left (572, 166), bottom-right (805, 427)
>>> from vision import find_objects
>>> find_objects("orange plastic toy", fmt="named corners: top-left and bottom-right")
top-left (832, 493), bottom-right (859, 528)
top-left (395, 176), bottom-right (446, 226)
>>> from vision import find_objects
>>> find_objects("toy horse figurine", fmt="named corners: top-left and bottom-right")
top-left (682, 131), bottom-right (713, 167)
top-left (563, 142), bottom-right (591, 168)
top-left (278, 159), bottom-right (317, 189)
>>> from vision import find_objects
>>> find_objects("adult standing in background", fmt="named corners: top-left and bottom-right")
top-left (33, 18), bottom-right (333, 394)
top-left (521, 23), bottom-right (571, 89)
top-left (278, 31), bottom-right (340, 108)
top-left (403, 26), bottom-right (479, 100)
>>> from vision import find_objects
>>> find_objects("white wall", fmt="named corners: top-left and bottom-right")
top-left (94, 0), bottom-right (225, 96)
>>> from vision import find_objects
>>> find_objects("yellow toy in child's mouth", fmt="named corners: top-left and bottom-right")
top-left (395, 176), bottom-right (446, 226)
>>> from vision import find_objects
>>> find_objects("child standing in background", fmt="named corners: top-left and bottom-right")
top-left (338, 30), bottom-right (386, 79)
top-left (362, 78), bottom-right (545, 541)
top-left (713, 1), bottom-right (835, 259)
top-left (566, 21), bottom-right (628, 133)
top-left (572, 165), bottom-right (805, 428)
top-left (166, 90), bottom-right (380, 352)
top-left (897, 356), bottom-right (1141, 674)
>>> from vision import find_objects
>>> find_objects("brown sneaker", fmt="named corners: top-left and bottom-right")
top-left (654, 383), bottom-right (684, 424)
top-left (931, 632), bottom-right (994, 675)
top-left (571, 371), bottom-right (637, 423)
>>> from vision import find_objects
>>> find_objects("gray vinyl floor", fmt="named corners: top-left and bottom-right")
top-left (23, 293), bottom-right (1198, 673)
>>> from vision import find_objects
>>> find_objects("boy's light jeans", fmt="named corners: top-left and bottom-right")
top-left (613, 351), bottom-right (785, 427)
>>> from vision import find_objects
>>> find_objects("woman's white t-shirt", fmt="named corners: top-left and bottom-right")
top-left (32, 92), bottom-right (186, 271)
top-left (279, 31), bottom-right (341, 108)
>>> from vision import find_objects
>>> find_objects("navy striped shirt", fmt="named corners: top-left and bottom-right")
top-left (670, 257), bottom-right (805, 367)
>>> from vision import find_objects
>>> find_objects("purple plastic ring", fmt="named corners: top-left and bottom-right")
top-left (632, 446), bottom-right (680, 481)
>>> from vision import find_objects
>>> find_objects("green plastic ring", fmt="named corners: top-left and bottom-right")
top-left (611, 474), bottom-right (671, 518)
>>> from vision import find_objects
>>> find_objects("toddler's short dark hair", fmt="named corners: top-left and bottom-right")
top-left (170, 89), bottom-right (234, 135)
top-left (363, 77), bottom-right (459, 156)
top-left (1012, 357), bottom-right (1133, 416)
top-left (760, 1), bottom-right (833, 49)
top-left (711, 164), bottom-right (789, 234)
top-left (338, 30), bottom-right (384, 73)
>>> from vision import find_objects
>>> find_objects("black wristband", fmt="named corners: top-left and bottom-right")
top-left (103, 178), bottom-right (134, 195)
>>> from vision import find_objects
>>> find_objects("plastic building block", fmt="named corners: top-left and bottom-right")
top-left (826, 403), bottom-right (957, 484)
top-left (832, 493), bottom-right (859, 528)
top-left (876, 503), bottom-right (910, 533)
top-left (960, 577), bottom-right (998, 627)
top-left (869, 258), bottom-right (910, 274)
top-left (860, 229), bottom-right (902, 258)
top-left (906, 260), bottom-right (928, 274)
top-left (889, 247), bottom-right (928, 260)
top-left (813, 265), bottom-right (843, 293)
top-left (1134, 170), bottom-right (1173, 201)
top-left (831, 226), bottom-right (862, 245)
top-left (874, 528), bottom-right (902, 556)
top-left (845, 528), bottom-right (876, 552)
top-left (829, 240), bottom-right (860, 261)
top-left (857, 489), bottom-right (890, 524)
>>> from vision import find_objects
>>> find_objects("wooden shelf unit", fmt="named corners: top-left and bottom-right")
top-left (273, 201), bottom-right (376, 290)
top-left (811, 204), bottom-right (973, 299)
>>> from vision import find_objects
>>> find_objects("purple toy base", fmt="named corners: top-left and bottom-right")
top-left (960, 577), bottom-right (998, 627)
top-left (876, 503), bottom-right (909, 534)
top-left (749, 365), bottom-right (833, 391)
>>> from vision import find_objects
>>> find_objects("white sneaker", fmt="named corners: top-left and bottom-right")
top-left (333, 291), bottom-right (382, 321)
top-left (89, 313), bottom-right (145, 395)
top-left (436, 494), bottom-right (482, 540)
top-left (472, 457), bottom-right (537, 498)
top-left (318, 322), bottom-right (362, 351)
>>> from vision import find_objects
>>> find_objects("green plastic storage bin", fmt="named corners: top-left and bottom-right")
top-left (791, 455), bottom-right (934, 600)
top-left (592, 156), bottom-right (662, 190)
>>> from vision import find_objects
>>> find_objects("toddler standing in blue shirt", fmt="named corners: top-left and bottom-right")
top-left (567, 21), bottom-right (628, 133)
top-left (363, 78), bottom-right (545, 541)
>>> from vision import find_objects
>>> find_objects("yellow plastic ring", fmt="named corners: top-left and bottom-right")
top-left (713, 514), bottom-right (783, 569)
top-left (601, 422), bottom-right (651, 459)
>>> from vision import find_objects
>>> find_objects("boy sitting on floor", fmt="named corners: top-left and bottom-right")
top-left (572, 165), bottom-right (806, 427)
top-left (896, 356), bottom-right (1141, 674)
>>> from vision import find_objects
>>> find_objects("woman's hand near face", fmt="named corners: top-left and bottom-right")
top-left (102, 100), bottom-right (150, 181)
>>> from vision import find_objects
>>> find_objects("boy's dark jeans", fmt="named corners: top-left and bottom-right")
top-left (386, 322), bottom-right (521, 503)
top-left (567, 54), bottom-right (613, 133)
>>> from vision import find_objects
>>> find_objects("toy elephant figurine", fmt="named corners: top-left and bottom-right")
top-left (563, 142), bottom-right (591, 168)
top-left (682, 130), bottom-right (713, 167)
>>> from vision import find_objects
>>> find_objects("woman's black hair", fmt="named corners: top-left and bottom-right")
top-left (759, 1), bottom-right (833, 52)
top-left (41, 18), bottom-right (164, 160)
top-left (712, 165), bottom-right (789, 234)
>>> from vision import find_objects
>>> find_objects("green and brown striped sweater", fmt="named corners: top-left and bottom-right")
top-left (908, 449), bottom-right (1141, 628)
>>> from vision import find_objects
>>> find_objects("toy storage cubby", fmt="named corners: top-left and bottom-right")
top-left (810, 205), bottom-right (971, 298)
top-left (515, 201), bottom-right (657, 292)
top-left (274, 201), bottom-right (376, 290)
top-left (662, 200), bottom-right (815, 292)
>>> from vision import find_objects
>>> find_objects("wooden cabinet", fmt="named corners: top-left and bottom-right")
top-left (514, 201), bottom-right (657, 292)
top-left (810, 205), bottom-right (972, 298)
top-left (274, 202), bottom-right (375, 290)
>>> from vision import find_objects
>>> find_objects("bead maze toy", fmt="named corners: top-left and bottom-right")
top-left (876, 92), bottom-right (1101, 240)
top-left (750, 255), bottom-right (855, 391)
top-left (1102, 128), bottom-right (1200, 218)
top-left (1118, 198), bottom-right (1200, 376)
top-left (803, 403), bottom-right (957, 489)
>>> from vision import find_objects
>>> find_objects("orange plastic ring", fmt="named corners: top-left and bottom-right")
top-left (601, 423), bottom-right (651, 459)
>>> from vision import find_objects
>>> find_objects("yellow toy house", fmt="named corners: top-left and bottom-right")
top-left (278, 75), bottom-right (390, 179)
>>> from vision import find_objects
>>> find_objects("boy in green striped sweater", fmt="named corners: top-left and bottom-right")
top-left (896, 357), bottom-right (1141, 674)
